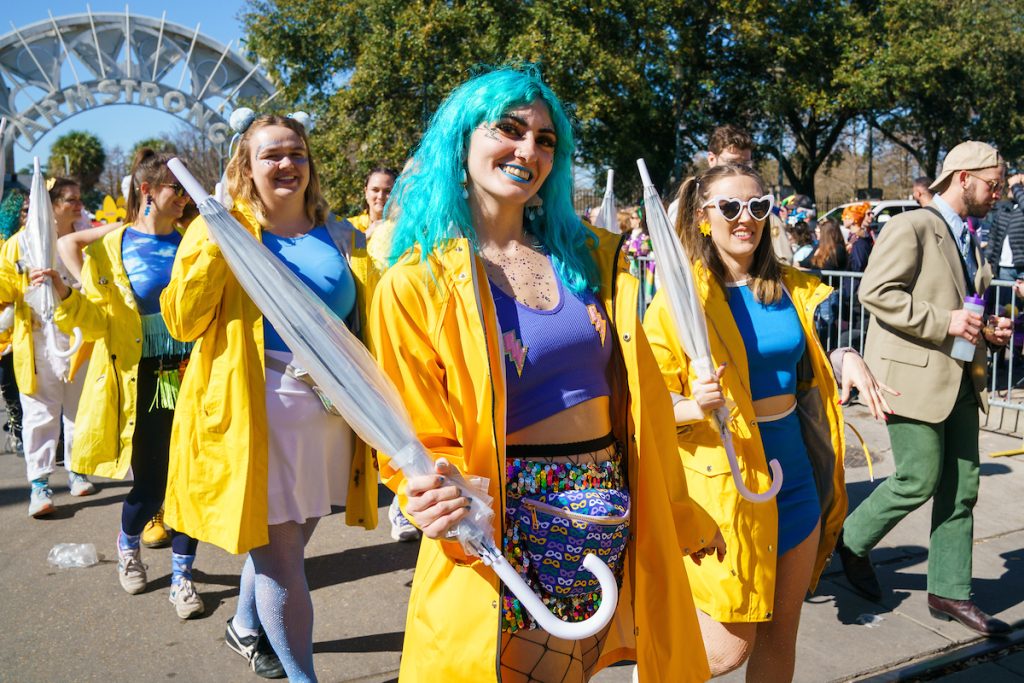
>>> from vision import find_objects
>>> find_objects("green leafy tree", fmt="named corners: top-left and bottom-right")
top-left (245, 0), bottom-right (735, 204)
top-left (848, 0), bottom-right (1024, 176)
top-left (48, 131), bottom-right (106, 195)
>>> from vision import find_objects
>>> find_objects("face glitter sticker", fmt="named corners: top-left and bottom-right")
top-left (502, 330), bottom-right (528, 377)
top-left (587, 304), bottom-right (607, 346)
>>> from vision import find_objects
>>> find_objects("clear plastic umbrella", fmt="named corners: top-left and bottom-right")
top-left (20, 158), bottom-right (83, 367)
top-left (167, 158), bottom-right (619, 640)
top-left (597, 169), bottom-right (619, 233)
top-left (636, 159), bottom-right (782, 503)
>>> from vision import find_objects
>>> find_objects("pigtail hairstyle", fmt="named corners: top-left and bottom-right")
top-left (679, 164), bottom-right (783, 304)
top-left (126, 148), bottom-right (181, 223)
top-left (385, 65), bottom-right (599, 295)
top-left (225, 114), bottom-right (327, 228)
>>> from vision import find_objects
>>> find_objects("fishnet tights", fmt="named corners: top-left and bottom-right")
top-left (500, 625), bottom-right (609, 683)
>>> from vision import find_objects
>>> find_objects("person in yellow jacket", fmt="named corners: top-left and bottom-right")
top-left (2, 177), bottom-right (96, 517)
top-left (643, 164), bottom-right (894, 683)
top-left (161, 113), bottom-right (377, 682)
top-left (342, 166), bottom-right (396, 235)
top-left (370, 66), bottom-right (723, 683)
top-left (49, 148), bottom-right (205, 618)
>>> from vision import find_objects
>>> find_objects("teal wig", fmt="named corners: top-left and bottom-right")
top-left (386, 66), bottom-right (599, 295)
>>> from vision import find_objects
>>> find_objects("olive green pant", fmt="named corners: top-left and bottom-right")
top-left (842, 374), bottom-right (980, 600)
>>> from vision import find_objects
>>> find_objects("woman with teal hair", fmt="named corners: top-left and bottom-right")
top-left (371, 66), bottom-right (722, 682)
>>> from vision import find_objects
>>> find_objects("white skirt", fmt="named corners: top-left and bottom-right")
top-left (265, 350), bottom-right (352, 525)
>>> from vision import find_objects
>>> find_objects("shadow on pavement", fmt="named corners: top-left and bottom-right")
top-left (306, 541), bottom-right (419, 591)
top-left (313, 631), bottom-right (404, 653)
top-left (0, 478), bottom-right (130, 510)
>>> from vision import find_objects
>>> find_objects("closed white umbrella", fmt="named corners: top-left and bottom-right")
top-left (167, 158), bottom-right (619, 640)
top-left (597, 169), bottom-right (618, 233)
top-left (636, 159), bottom-right (782, 503)
top-left (19, 158), bottom-right (83, 371)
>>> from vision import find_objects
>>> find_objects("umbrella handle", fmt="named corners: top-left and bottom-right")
top-left (715, 412), bottom-right (783, 503)
top-left (482, 547), bottom-right (619, 640)
top-left (47, 324), bottom-right (82, 359)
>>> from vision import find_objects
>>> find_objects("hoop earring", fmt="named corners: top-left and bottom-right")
top-left (144, 194), bottom-right (153, 217)
top-left (460, 169), bottom-right (469, 200)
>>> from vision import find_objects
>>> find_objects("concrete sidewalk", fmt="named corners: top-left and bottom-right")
top-left (0, 403), bottom-right (1021, 682)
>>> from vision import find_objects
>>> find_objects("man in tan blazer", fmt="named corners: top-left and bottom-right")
top-left (837, 141), bottom-right (1014, 636)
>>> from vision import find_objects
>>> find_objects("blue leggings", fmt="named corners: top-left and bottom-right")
top-left (234, 518), bottom-right (320, 683)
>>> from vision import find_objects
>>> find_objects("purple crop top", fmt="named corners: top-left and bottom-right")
top-left (490, 268), bottom-right (612, 434)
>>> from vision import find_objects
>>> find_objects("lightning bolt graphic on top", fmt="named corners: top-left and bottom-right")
top-left (502, 330), bottom-right (528, 377)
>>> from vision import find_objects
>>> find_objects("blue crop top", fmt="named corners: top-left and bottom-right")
top-left (122, 227), bottom-right (182, 315)
top-left (726, 281), bottom-right (805, 401)
top-left (490, 266), bottom-right (612, 434)
top-left (261, 226), bottom-right (356, 353)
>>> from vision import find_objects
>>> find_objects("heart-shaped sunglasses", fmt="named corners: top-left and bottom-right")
top-left (700, 194), bottom-right (774, 222)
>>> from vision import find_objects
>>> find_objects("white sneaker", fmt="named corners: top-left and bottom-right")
top-left (117, 546), bottom-right (147, 594)
top-left (388, 497), bottom-right (421, 542)
top-left (169, 578), bottom-right (205, 619)
top-left (68, 472), bottom-right (96, 497)
top-left (28, 484), bottom-right (55, 518)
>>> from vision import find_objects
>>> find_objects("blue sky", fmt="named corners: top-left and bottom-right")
top-left (7, 1), bottom-right (247, 171)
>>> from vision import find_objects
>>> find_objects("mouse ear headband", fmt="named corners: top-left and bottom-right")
top-left (228, 108), bottom-right (315, 135)
top-left (226, 109), bottom-right (315, 157)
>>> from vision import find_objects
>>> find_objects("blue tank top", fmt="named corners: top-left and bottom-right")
top-left (726, 281), bottom-right (805, 400)
top-left (261, 226), bottom-right (356, 353)
top-left (121, 227), bottom-right (182, 315)
top-left (490, 266), bottom-right (612, 434)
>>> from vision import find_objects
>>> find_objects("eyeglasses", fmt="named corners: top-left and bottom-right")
top-left (701, 194), bottom-right (774, 222)
top-left (162, 183), bottom-right (190, 199)
top-left (965, 172), bottom-right (1002, 195)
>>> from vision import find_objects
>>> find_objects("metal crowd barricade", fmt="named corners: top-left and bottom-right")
top-left (634, 260), bottom-right (1024, 426)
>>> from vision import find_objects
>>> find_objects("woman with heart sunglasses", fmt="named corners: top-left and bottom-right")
top-left (644, 163), bottom-right (895, 682)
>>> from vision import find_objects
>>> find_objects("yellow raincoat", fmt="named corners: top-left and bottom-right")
top-left (643, 263), bottom-right (847, 623)
top-left (160, 203), bottom-right (379, 554)
top-left (0, 230), bottom-right (90, 394)
top-left (51, 225), bottom-right (170, 479)
top-left (370, 227), bottom-right (718, 683)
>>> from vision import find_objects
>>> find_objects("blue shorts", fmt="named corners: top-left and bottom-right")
top-left (759, 410), bottom-right (821, 555)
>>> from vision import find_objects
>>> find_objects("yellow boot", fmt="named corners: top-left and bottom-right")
top-left (142, 509), bottom-right (171, 549)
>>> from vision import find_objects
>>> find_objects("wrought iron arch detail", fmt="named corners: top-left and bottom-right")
top-left (0, 6), bottom-right (278, 175)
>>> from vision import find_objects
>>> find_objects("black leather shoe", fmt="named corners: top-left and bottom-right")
top-left (928, 594), bottom-right (1012, 636)
top-left (835, 530), bottom-right (882, 601)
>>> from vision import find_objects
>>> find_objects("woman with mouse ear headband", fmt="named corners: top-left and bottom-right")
top-left (645, 163), bottom-right (895, 683)
top-left (161, 111), bottom-right (378, 682)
